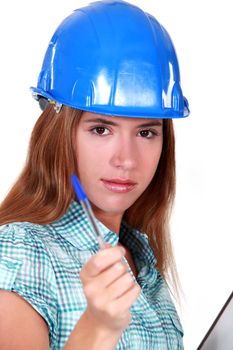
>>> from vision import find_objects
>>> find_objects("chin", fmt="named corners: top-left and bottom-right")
top-left (97, 198), bottom-right (136, 214)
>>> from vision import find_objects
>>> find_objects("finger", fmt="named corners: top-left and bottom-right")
top-left (80, 246), bottom-right (126, 279)
top-left (106, 272), bottom-right (135, 300)
top-left (112, 283), bottom-right (141, 311)
top-left (85, 261), bottom-right (128, 295)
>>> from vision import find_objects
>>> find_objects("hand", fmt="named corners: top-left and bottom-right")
top-left (80, 245), bottom-right (141, 332)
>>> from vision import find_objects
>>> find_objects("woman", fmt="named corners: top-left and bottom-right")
top-left (0, 1), bottom-right (189, 349)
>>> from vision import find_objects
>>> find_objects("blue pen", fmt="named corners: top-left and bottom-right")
top-left (71, 174), bottom-right (105, 249)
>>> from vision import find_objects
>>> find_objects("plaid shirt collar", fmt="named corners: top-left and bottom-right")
top-left (52, 201), bottom-right (156, 267)
top-left (52, 201), bottom-right (119, 250)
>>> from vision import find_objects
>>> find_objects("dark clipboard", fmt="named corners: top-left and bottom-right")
top-left (197, 291), bottom-right (233, 350)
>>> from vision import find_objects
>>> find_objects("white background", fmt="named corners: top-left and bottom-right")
top-left (0, 1), bottom-right (232, 349)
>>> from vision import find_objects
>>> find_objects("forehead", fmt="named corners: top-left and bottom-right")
top-left (81, 111), bottom-right (163, 126)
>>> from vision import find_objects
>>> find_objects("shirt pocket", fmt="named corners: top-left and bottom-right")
top-left (0, 256), bottom-right (22, 290)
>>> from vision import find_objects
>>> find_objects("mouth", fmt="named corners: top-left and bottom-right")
top-left (101, 178), bottom-right (137, 193)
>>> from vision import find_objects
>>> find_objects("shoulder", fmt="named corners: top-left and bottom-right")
top-left (0, 222), bottom-right (55, 281)
top-left (0, 221), bottom-right (58, 296)
top-left (0, 221), bottom-right (49, 239)
top-left (0, 221), bottom-right (52, 257)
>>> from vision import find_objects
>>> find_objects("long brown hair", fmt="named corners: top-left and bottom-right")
top-left (0, 105), bottom-right (178, 293)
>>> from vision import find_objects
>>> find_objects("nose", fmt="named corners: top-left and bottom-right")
top-left (109, 135), bottom-right (137, 170)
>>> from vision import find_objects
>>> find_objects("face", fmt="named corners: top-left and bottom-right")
top-left (75, 111), bottom-right (163, 223)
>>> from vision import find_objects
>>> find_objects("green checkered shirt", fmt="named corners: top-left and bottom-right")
top-left (0, 201), bottom-right (184, 349)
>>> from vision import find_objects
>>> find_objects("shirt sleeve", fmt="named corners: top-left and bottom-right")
top-left (0, 223), bottom-right (58, 348)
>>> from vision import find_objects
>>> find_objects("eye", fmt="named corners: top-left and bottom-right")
top-left (91, 126), bottom-right (110, 136)
top-left (138, 129), bottom-right (157, 139)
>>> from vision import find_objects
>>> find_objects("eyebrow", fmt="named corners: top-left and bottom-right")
top-left (83, 118), bottom-right (163, 127)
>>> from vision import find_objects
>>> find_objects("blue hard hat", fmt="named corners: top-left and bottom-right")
top-left (31, 0), bottom-right (190, 118)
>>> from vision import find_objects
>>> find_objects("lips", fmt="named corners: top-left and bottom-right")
top-left (101, 178), bottom-right (137, 193)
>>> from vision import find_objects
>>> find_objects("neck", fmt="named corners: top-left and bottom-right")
top-left (92, 206), bottom-right (123, 234)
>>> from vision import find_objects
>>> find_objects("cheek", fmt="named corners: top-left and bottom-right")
top-left (76, 132), bottom-right (114, 164)
top-left (76, 139), bottom-right (109, 179)
top-left (75, 136), bottom-right (89, 178)
top-left (146, 157), bottom-right (161, 184)
top-left (141, 144), bottom-right (163, 177)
